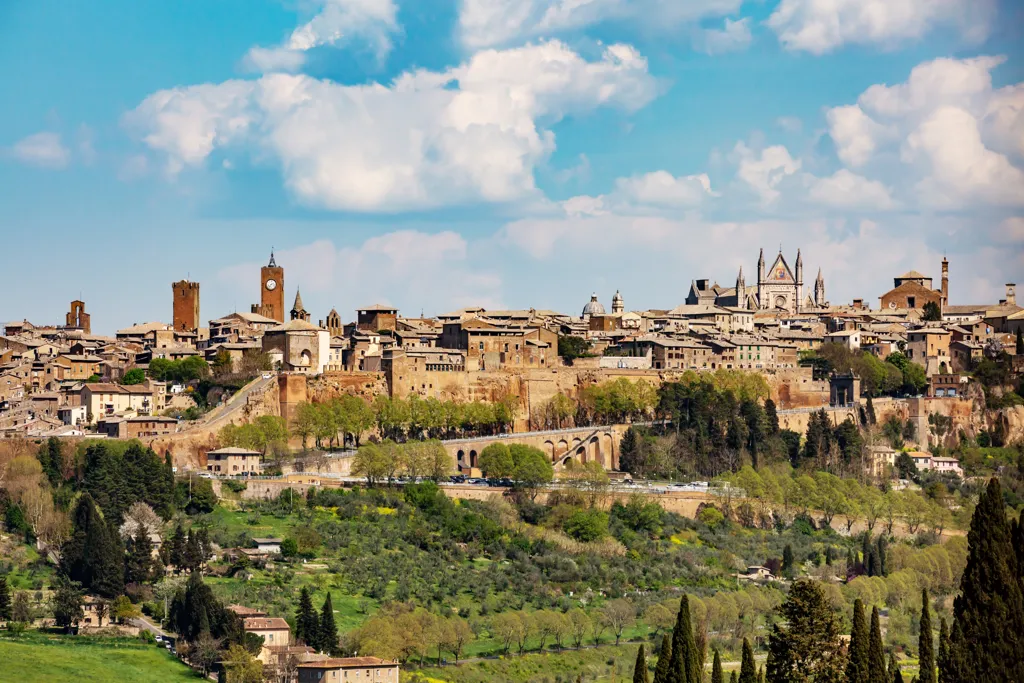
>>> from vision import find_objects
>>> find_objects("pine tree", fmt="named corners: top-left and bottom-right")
top-left (295, 587), bottom-right (319, 647)
top-left (868, 607), bottom-right (886, 683)
top-left (653, 634), bottom-right (673, 683)
top-left (168, 524), bottom-right (186, 572)
top-left (936, 617), bottom-right (949, 683)
top-left (738, 638), bottom-right (756, 683)
top-left (846, 598), bottom-right (870, 683)
top-left (634, 644), bottom-right (650, 683)
top-left (0, 576), bottom-right (10, 620)
top-left (766, 580), bottom-right (845, 683)
top-left (711, 650), bottom-right (724, 683)
top-left (318, 593), bottom-right (339, 655)
top-left (667, 595), bottom-right (699, 683)
top-left (943, 478), bottom-right (1024, 682)
top-left (918, 589), bottom-right (935, 683)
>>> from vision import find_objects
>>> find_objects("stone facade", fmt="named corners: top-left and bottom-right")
top-left (757, 249), bottom-right (803, 314)
top-left (252, 252), bottom-right (285, 322)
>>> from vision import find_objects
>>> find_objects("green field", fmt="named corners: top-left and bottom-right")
top-left (0, 633), bottom-right (200, 683)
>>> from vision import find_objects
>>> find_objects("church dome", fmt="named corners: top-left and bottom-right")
top-left (582, 294), bottom-right (606, 316)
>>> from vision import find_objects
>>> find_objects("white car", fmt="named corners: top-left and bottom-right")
top-left (262, 372), bottom-right (273, 380)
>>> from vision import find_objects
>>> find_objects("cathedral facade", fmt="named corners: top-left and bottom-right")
top-left (687, 248), bottom-right (828, 314)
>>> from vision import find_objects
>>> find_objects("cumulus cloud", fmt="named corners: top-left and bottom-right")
top-left (10, 132), bottom-right (71, 169)
top-left (733, 142), bottom-right (801, 203)
top-left (825, 56), bottom-right (1024, 208)
top-left (127, 41), bottom-right (658, 211)
top-left (243, 0), bottom-right (399, 72)
top-left (219, 230), bottom-right (505, 314)
top-left (696, 17), bottom-right (753, 55)
top-left (992, 217), bottom-right (1024, 245)
top-left (766, 0), bottom-right (995, 54)
top-left (458, 0), bottom-right (743, 49)
top-left (806, 169), bottom-right (895, 210)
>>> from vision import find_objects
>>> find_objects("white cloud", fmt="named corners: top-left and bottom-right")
top-left (824, 55), bottom-right (1024, 208)
top-left (697, 17), bottom-right (753, 55)
top-left (458, 0), bottom-right (742, 49)
top-left (806, 169), bottom-right (895, 209)
top-left (219, 230), bottom-right (504, 313)
top-left (777, 116), bottom-right (803, 134)
top-left (992, 217), bottom-right (1024, 245)
top-left (734, 142), bottom-right (801, 203)
top-left (10, 132), bottom-right (71, 169)
top-left (612, 171), bottom-right (717, 207)
top-left (127, 41), bottom-right (658, 211)
top-left (243, 0), bottom-right (399, 72)
top-left (766, 0), bottom-right (995, 54)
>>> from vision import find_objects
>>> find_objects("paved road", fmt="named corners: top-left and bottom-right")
top-left (178, 375), bottom-right (276, 434)
top-left (130, 614), bottom-right (171, 639)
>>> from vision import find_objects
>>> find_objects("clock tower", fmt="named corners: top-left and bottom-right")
top-left (251, 252), bottom-right (285, 322)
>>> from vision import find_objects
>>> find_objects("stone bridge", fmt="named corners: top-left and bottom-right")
top-left (442, 424), bottom-right (629, 472)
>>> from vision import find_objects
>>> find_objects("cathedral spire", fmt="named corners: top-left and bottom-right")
top-left (293, 287), bottom-right (304, 312)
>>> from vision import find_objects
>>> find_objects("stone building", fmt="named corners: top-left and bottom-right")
top-left (879, 259), bottom-right (947, 312)
top-left (206, 447), bottom-right (262, 476)
top-left (440, 318), bottom-right (556, 370)
top-left (172, 280), bottom-right (200, 332)
top-left (290, 289), bottom-right (310, 322)
top-left (297, 658), bottom-right (399, 683)
top-left (357, 304), bottom-right (398, 332)
top-left (262, 319), bottom-right (330, 374)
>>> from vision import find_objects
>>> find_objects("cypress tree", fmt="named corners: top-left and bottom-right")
top-left (943, 478), bottom-right (1024, 682)
top-left (295, 587), bottom-right (319, 647)
top-left (318, 593), bottom-right (338, 655)
top-left (634, 644), bottom-right (650, 683)
top-left (60, 493), bottom-right (124, 598)
top-left (0, 576), bottom-right (10, 620)
top-left (846, 598), bottom-right (870, 683)
top-left (782, 545), bottom-right (794, 576)
top-left (1016, 328), bottom-right (1023, 356)
top-left (918, 589), bottom-right (935, 683)
top-left (653, 634), bottom-right (672, 683)
top-left (738, 638), bottom-right (756, 683)
top-left (125, 531), bottom-right (154, 585)
top-left (667, 595), bottom-right (699, 683)
top-left (875, 537), bottom-right (888, 576)
top-left (868, 607), bottom-right (886, 683)
top-left (730, 672), bottom-right (737, 683)
top-left (887, 652), bottom-right (900, 683)
top-left (936, 618), bottom-right (949, 683)
top-left (711, 649), bottom-right (724, 683)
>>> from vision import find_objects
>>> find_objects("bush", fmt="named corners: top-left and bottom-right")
top-left (564, 508), bottom-right (609, 542)
top-left (222, 480), bottom-right (247, 494)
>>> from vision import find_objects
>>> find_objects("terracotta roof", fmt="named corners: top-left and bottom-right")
top-left (243, 617), bottom-right (290, 631)
top-left (207, 447), bottom-right (262, 455)
top-left (298, 657), bottom-right (396, 669)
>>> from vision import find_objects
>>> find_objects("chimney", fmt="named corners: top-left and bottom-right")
top-left (941, 257), bottom-right (949, 306)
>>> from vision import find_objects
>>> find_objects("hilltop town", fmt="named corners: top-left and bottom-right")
top-left (1, 249), bottom-right (1023, 683)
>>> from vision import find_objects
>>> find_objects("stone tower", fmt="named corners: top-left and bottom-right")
top-left (290, 288), bottom-right (310, 322)
top-left (252, 252), bottom-right (285, 322)
top-left (1007, 283), bottom-right (1017, 307)
top-left (941, 257), bottom-right (949, 307)
top-left (172, 280), bottom-right (200, 332)
top-left (65, 300), bottom-right (91, 334)
top-left (736, 267), bottom-right (746, 309)
top-left (814, 268), bottom-right (825, 307)
top-left (325, 308), bottom-right (343, 336)
top-left (611, 290), bottom-right (624, 314)
top-left (795, 249), bottom-right (804, 311)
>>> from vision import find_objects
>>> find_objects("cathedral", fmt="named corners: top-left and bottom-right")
top-left (686, 248), bottom-right (828, 314)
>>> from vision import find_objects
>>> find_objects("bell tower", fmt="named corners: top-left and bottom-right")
top-left (252, 252), bottom-right (285, 322)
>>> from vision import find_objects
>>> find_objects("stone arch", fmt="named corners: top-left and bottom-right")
top-left (601, 432), bottom-right (614, 469)
top-left (556, 439), bottom-right (569, 457)
top-left (469, 449), bottom-right (477, 468)
top-left (543, 440), bottom-right (555, 461)
top-left (589, 436), bottom-right (601, 467)
top-left (457, 450), bottom-right (465, 468)
top-left (576, 445), bottom-right (586, 463)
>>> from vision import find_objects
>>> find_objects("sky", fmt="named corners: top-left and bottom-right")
top-left (1, 0), bottom-right (1023, 334)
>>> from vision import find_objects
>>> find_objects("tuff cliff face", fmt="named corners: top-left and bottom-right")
top-left (994, 405), bottom-right (1024, 445)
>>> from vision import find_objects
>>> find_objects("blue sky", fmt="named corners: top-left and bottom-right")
top-left (2, 0), bottom-right (1022, 333)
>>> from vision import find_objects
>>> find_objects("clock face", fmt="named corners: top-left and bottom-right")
top-left (265, 279), bottom-right (278, 291)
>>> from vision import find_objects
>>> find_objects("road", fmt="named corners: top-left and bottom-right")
top-left (130, 614), bottom-right (171, 639)
top-left (178, 374), bottom-right (276, 435)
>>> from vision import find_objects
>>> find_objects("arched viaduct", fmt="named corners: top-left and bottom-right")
top-left (443, 424), bottom-right (630, 472)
